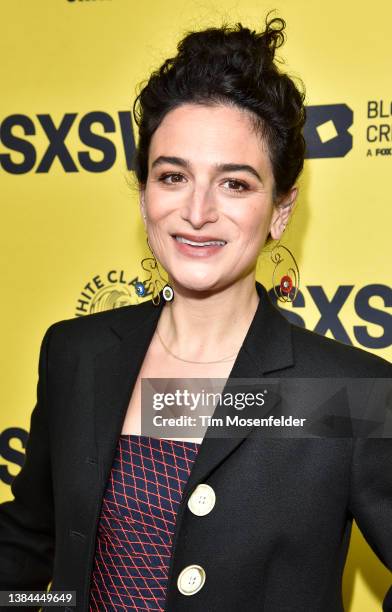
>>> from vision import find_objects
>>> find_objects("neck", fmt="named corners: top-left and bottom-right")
top-left (156, 273), bottom-right (260, 362)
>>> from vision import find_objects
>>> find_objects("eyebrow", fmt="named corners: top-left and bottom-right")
top-left (151, 155), bottom-right (262, 182)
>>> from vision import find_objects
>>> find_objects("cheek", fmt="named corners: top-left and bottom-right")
top-left (144, 184), bottom-right (172, 222)
top-left (231, 203), bottom-right (273, 241)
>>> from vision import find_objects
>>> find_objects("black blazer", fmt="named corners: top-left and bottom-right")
top-left (1, 281), bottom-right (392, 612)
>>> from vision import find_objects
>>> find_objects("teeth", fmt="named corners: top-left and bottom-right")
top-left (175, 236), bottom-right (226, 247)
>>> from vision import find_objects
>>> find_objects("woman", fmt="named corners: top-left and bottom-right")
top-left (0, 15), bottom-right (391, 612)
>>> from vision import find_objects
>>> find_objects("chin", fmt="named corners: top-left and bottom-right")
top-left (170, 271), bottom-right (224, 294)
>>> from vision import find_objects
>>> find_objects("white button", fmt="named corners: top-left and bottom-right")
top-left (187, 483), bottom-right (216, 516)
top-left (177, 564), bottom-right (206, 595)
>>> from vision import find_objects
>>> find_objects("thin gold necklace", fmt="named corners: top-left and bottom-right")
top-left (156, 327), bottom-right (238, 364)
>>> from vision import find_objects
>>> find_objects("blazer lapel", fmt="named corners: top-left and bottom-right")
top-left (93, 281), bottom-right (294, 492)
top-left (93, 301), bottom-right (163, 487)
top-left (179, 281), bottom-right (294, 497)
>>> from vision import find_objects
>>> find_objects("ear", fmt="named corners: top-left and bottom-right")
top-left (139, 186), bottom-right (147, 230)
top-left (269, 186), bottom-right (298, 241)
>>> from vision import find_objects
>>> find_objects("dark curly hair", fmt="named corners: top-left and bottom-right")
top-left (132, 14), bottom-right (306, 199)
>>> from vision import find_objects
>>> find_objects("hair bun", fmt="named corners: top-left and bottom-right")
top-left (175, 14), bottom-right (286, 79)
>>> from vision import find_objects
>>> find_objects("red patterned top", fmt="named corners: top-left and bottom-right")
top-left (89, 434), bottom-right (201, 611)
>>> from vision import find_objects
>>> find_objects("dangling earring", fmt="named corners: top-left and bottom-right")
top-left (134, 236), bottom-right (174, 306)
top-left (270, 242), bottom-right (300, 303)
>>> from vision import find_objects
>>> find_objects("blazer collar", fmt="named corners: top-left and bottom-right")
top-left (240, 280), bottom-right (294, 375)
top-left (93, 281), bottom-right (294, 494)
top-left (108, 280), bottom-right (294, 376)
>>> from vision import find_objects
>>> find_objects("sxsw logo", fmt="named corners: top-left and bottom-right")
top-left (0, 104), bottom-right (353, 174)
top-left (304, 104), bottom-right (353, 158)
top-left (0, 112), bottom-right (134, 174)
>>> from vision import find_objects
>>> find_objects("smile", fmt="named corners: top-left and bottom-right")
top-left (174, 236), bottom-right (227, 247)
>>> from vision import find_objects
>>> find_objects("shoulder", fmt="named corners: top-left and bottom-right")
top-left (44, 300), bottom-right (156, 356)
top-left (290, 323), bottom-right (392, 377)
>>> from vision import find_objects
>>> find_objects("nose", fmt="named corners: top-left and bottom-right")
top-left (180, 184), bottom-right (219, 228)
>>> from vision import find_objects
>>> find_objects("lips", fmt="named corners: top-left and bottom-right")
top-left (173, 234), bottom-right (227, 247)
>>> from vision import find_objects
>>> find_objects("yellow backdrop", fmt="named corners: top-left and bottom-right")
top-left (1, 1), bottom-right (391, 609)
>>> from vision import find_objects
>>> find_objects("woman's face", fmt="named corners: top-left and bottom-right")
top-left (140, 103), bottom-right (296, 294)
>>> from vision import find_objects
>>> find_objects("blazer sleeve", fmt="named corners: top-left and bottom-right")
top-left (348, 437), bottom-right (392, 612)
top-left (0, 323), bottom-right (56, 594)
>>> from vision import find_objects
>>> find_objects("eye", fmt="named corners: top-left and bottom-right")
top-left (158, 172), bottom-right (186, 184)
top-left (222, 179), bottom-right (249, 193)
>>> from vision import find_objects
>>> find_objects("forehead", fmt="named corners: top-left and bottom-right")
top-left (148, 103), bottom-right (272, 175)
